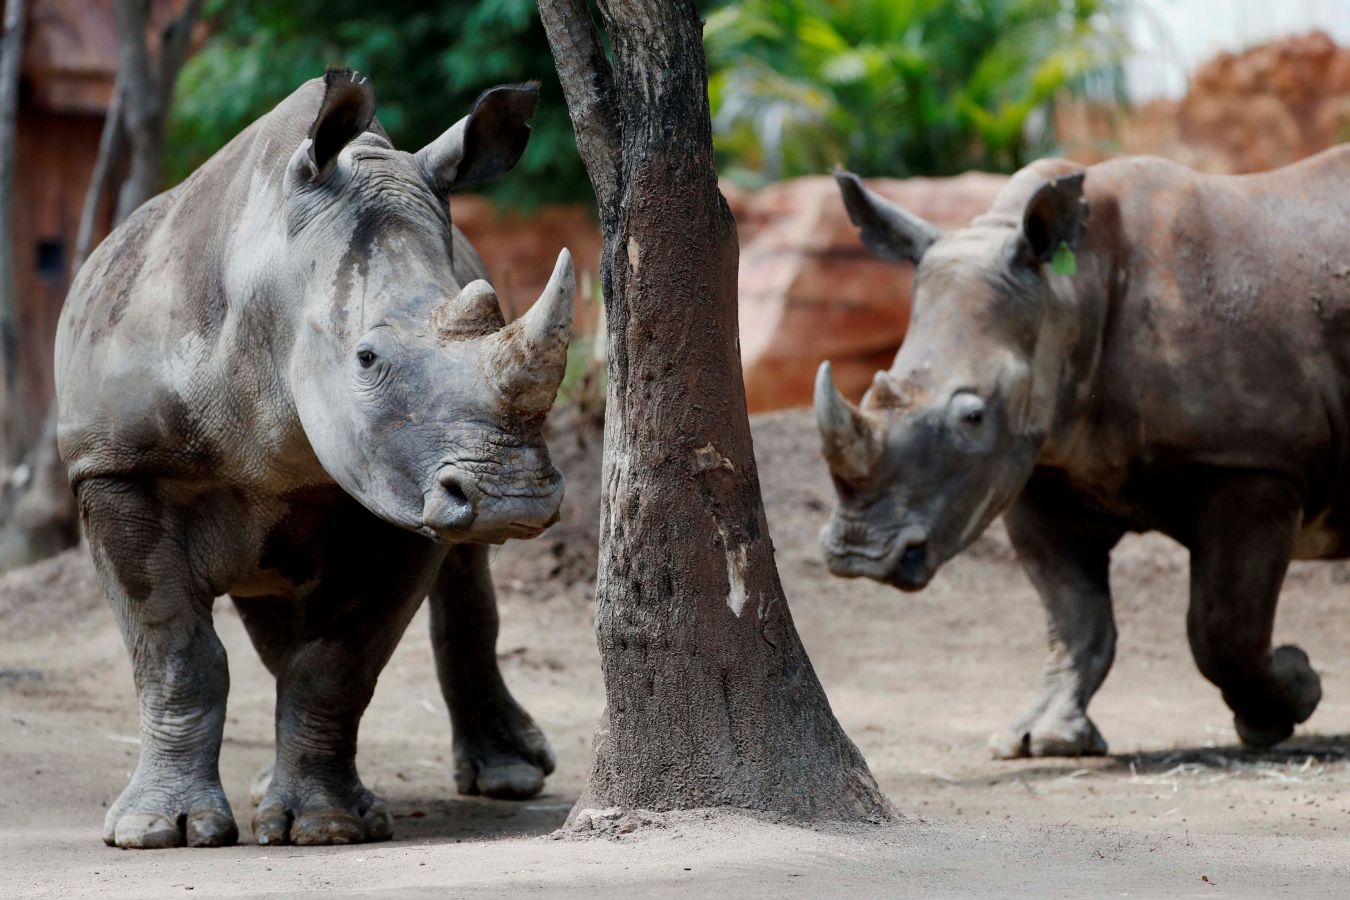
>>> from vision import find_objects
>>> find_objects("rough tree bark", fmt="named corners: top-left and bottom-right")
top-left (0, 0), bottom-right (26, 466)
top-left (538, 0), bottom-right (893, 823)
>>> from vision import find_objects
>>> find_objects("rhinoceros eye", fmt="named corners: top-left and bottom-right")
top-left (947, 392), bottom-right (992, 452)
top-left (356, 349), bottom-right (377, 369)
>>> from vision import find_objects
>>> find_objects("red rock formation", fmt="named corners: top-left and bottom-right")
top-left (1179, 31), bottom-right (1350, 174)
top-left (1060, 31), bottom-right (1350, 175)
top-left (737, 174), bottom-right (1007, 411)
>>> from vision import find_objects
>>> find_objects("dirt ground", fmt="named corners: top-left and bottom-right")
top-left (2, 409), bottom-right (1347, 897)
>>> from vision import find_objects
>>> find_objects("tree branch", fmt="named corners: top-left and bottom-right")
top-left (73, 72), bottom-right (125, 274)
top-left (0, 0), bottom-right (28, 464)
top-left (112, 0), bottom-right (204, 224)
top-left (113, 0), bottom-right (157, 137)
top-left (156, 0), bottom-right (203, 107)
top-left (537, 0), bottom-right (621, 224)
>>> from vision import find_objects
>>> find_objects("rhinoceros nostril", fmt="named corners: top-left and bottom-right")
top-left (440, 476), bottom-right (470, 510)
top-left (427, 471), bottom-right (477, 530)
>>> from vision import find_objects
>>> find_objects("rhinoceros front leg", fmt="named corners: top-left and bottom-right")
top-left (79, 478), bottom-right (237, 849)
top-left (991, 477), bottom-right (1125, 759)
top-left (1185, 474), bottom-right (1321, 748)
top-left (252, 523), bottom-right (437, 846)
top-left (429, 544), bottom-right (556, 800)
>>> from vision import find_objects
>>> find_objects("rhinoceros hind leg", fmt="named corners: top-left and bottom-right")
top-left (1185, 474), bottom-right (1320, 749)
top-left (993, 478), bottom-right (1124, 760)
top-left (1231, 646), bottom-right (1322, 748)
top-left (430, 545), bottom-right (556, 800)
top-left (80, 478), bottom-right (238, 849)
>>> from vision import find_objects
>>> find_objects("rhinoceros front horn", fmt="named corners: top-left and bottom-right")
top-left (482, 248), bottom-right (575, 416)
top-left (815, 361), bottom-right (883, 484)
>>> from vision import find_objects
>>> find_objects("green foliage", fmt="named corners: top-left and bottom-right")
top-left (167, 0), bottom-right (591, 207)
top-left (168, 1), bottom-right (1129, 207)
top-left (704, 0), bottom-right (1129, 183)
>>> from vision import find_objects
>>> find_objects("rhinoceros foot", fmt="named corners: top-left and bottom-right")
top-left (252, 777), bottom-right (393, 846)
top-left (102, 769), bottom-right (238, 849)
top-left (989, 712), bottom-right (1108, 760)
top-left (1232, 644), bottom-right (1322, 749)
top-left (454, 700), bottom-right (556, 800)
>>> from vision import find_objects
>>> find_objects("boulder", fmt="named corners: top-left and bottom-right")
top-left (1059, 31), bottom-right (1350, 176)
top-left (1179, 31), bottom-right (1350, 174)
top-left (737, 174), bottom-right (1007, 411)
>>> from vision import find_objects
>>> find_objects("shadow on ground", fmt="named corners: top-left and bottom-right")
top-left (376, 793), bottom-right (577, 843)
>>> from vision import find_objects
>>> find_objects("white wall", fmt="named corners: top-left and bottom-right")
top-left (1125, 0), bottom-right (1350, 99)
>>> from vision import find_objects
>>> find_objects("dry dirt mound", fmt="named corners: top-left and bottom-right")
top-left (0, 547), bottom-right (102, 641)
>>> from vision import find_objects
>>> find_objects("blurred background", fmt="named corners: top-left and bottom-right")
top-left (1, 0), bottom-right (1347, 566)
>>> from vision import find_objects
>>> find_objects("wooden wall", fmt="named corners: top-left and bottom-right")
top-left (13, 107), bottom-right (105, 427)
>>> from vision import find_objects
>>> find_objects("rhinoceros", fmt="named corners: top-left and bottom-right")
top-left (54, 70), bottom-right (574, 848)
top-left (816, 147), bottom-right (1350, 759)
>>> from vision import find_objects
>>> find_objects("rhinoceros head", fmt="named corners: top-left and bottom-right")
top-left (278, 71), bottom-right (573, 544)
top-left (816, 169), bottom-right (1088, 589)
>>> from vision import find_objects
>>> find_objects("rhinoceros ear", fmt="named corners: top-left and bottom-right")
top-left (297, 68), bottom-right (376, 180)
top-left (1021, 172), bottom-right (1089, 264)
top-left (415, 83), bottom-right (539, 196)
top-left (835, 170), bottom-right (942, 264)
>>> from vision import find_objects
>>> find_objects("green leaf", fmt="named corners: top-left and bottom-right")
top-left (1051, 242), bottom-right (1077, 277)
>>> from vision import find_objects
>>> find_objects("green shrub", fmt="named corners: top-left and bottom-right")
top-left (704, 0), bottom-right (1129, 183)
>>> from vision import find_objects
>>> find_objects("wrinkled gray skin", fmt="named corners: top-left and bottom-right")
top-left (818, 148), bottom-right (1350, 759)
top-left (54, 71), bottom-right (575, 848)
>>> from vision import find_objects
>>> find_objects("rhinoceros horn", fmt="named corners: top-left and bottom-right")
top-left (434, 280), bottom-right (506, 341)
top-left (481, 249), bottom-right (575, 416)
top-left (815, 361), bottom-right (884, 484)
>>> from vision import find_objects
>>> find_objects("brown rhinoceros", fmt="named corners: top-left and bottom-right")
top-left (54, 70), bottom-right (574, 848)
top-left (816, 147), bottom-right (1350, 759)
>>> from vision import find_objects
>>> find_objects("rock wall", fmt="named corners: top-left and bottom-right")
top-left (734, 174), bottom-right (1007, 411)
top-left (1179, 31), bottom-right (1350, 174)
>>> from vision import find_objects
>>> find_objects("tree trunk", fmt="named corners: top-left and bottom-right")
top-left (539, 0), bottom-right (893, 823)
top-left (112, 0), bottom-right (202, 224)
top-left (0, 0), bottom-right (26, 466)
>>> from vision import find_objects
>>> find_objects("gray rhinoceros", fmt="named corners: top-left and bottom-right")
top-left (816, 147), bottom-right (1350, 759)
top-left (54, 70), bottom-right (574, 848)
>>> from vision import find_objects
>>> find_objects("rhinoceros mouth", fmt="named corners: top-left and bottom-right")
top-left (821, 521), bottom-right (932, 590)
top-left (421, 464), bottom-right (563, 545)
top-left (886, 540), bottom-right (932, 592)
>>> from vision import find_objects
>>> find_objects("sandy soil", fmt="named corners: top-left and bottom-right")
top-left (2, 410), bottom-right (1347, 897)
